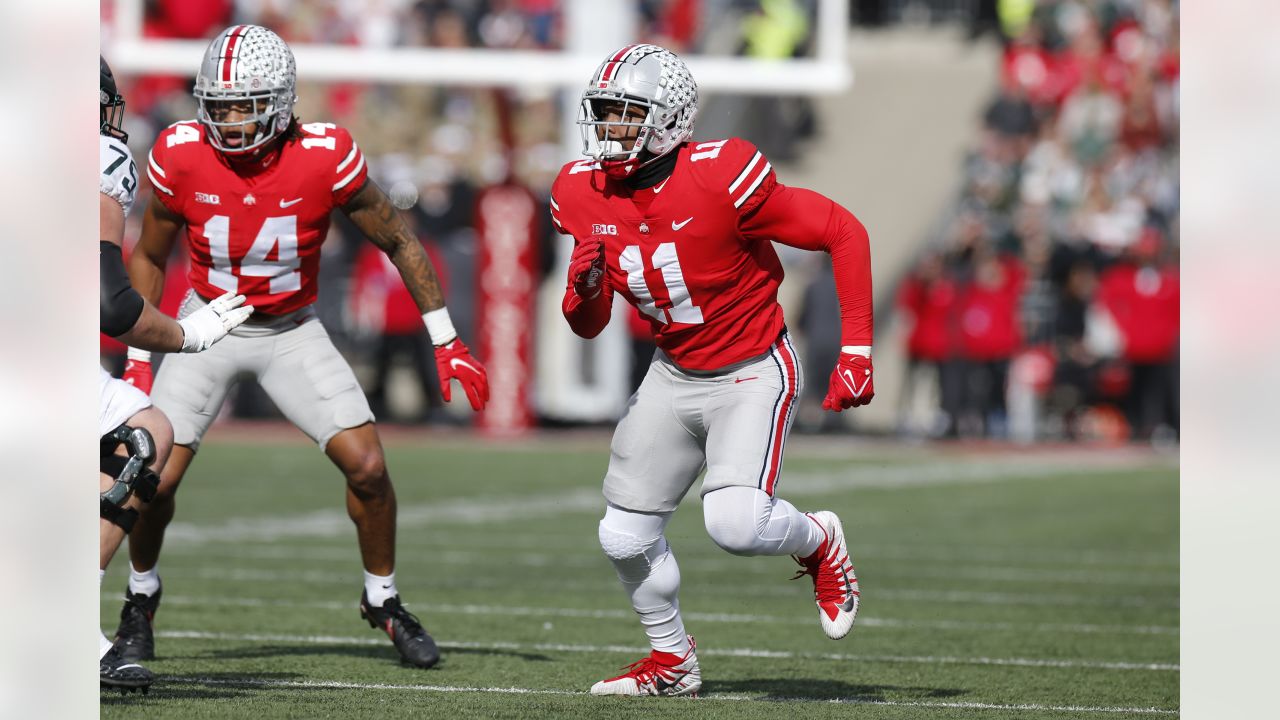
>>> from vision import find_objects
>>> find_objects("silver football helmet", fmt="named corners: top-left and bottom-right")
top-left (193, 25), bottom-right (297, 154)
top-left (578, 44), bottom-right (698, 177)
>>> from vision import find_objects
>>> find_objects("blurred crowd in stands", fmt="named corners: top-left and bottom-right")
top-left (100, 1), bottom-right (1177, 443)
top-left (895, 0), bottom-right (1179, 443)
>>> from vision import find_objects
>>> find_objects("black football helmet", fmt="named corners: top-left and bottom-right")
top-left (101, 56), bottom-right (127, 142)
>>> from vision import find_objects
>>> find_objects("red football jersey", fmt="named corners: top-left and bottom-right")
top-left (551, 138), bottom-right (785, 371)
top-left (145, 120), bottom-right (368, 315)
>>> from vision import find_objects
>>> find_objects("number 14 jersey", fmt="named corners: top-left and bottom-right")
top-left (551, 138), bottom-right (785, 371)
top-left (146, 120), bottom-right (368, 316)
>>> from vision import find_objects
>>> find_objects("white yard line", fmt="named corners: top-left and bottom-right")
top-left (112, 593), bottom-right (1178, 636)
top-left (165, 675), bottom-right (1177, 714)
top-left (123, 565), bottom-right (1177, 608)
top-left (157, 543), bottom-right (1178, 586)
top-left (165, 461), bottom-right (1168, 545)
top-left (155, 630), bottom-right (1179, 672)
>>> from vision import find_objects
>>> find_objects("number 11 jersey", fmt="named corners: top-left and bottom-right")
top-left (146, 120), bottom-right (368, 316)
top-left (551, 138), bottom-right (785, 371)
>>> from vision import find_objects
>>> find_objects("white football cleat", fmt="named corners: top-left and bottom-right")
top-left (793, 511), bottom-right (860, 639)
top-left (589, 636), bottom-right (701, 697)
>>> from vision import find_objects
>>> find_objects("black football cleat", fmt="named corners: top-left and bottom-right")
top-left (114, 583), bottom-right (162, 662)
top-left (100, 645), bottom-right (154, 695)
top-left (359, 591), bottom-right (440, 668)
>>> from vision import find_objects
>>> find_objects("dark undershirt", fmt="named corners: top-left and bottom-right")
top-left (623, 149), bottom-right (680, 214)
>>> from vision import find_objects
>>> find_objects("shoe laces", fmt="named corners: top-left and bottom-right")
top-left (118, 598), bottom-right (153, 630)
top-left (791, 545), bottom-right (850, 606)
top-left (383, 598), bottom-right (426, 636)
top-left (618, 654), bottom-right (680, 686)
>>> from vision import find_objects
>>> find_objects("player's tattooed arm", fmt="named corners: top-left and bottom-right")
top-left (341, 179), bottom-right (446, 312)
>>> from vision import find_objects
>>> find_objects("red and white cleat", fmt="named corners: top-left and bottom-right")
top-left (793, 511), bottom-right (860, 639)
top-left (589, 636), bottom-right (702, 697)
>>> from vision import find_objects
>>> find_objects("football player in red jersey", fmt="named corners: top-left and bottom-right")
top-left (553, 44), bottom-right (874, 696)
top-left (114, 26), bottom-right (489, 669)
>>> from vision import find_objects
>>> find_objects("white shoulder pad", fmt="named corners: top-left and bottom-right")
top-left (99, 135), bottom-right (139, 216)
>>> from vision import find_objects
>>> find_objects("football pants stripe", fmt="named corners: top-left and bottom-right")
top-left (758, 333), bottom-right (798, 495)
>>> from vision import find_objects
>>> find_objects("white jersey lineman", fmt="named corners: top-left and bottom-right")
top-left (99, 135), bottom-right (151, 436)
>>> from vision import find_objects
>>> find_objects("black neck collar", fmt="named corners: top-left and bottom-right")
top-left (624, 147), bottom-right (681, 190)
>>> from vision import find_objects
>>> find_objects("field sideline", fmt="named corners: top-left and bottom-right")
top-left (101, 425), bottom-right (1178, 718)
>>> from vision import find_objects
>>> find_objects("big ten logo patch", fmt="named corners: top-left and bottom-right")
top-left (592, 224), bottom-right (619, 236)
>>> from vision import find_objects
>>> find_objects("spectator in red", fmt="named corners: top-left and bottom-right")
top-left (1098, 228), bottom-right (1179, 439)
top-left (349, 238), bottom-right (449, 423)
top-left (956, 252), bottom-right (1026, 437)
top-left (896, 252), bottom-right (956, 436)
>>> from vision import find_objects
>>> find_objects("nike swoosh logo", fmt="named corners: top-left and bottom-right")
top-left (734, 376), bottom-right (758, 384)
top-left (279, 197), bottom-right (303, 208)
top-left (381, 584), bottom-right (392, 589)
top-left (449, 358), bottom-right (477, 374)
top-left (672, 217), bottom-right (693, 231)
top-left (839, 368), bottom-right (871, 398)
top-left (654, 178), bottom-right (670, 194)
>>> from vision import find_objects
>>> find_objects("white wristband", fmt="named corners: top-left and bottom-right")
top-left (127, 347), bottom-right (153, 363)
top-left (422, 308), bottom-right (458, 346)
top-left (841, 345), bottom-right (872, 357)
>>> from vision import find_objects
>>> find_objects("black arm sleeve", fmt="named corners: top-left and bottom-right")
top-left (100, 241), bottom-right (144, 337)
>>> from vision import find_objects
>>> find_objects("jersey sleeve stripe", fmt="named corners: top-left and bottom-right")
top-left (147, 164), bottom-right (174, 196)
top-left (549, 195), bottom-right (560, 212)
top-left (551, 213), bottom-right (564, 230)
top-left (336, 145), bottom-right (359, 173)
top-left (732, 161), bottom-right (772, 209)
top-left (147, 151), bottom-right (166, 178)
top-left (332, 152), bottom-right (366, 191)
top-left (728, 151), bottom-right (763, 194)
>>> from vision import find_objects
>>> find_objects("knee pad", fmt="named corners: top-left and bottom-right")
top-left (100, 424), bottom-right (162, 532)
top-left (703, 487), bottom-right (775, 556)
top-left (703, 513), bottom-right (763, 556)
top-left (599, 520), bottom-right (669, 583)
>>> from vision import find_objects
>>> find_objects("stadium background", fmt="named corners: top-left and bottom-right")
top-left (100, 0), bottom-right (1179, 445)
top-left (92, 1), bottom-right (1179, 717)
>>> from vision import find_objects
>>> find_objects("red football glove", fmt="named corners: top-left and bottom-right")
top-left (823, 353), bottom-right (874, 412)
top-left (123, 350), bottom-right (154, 394)
top-left (568, 236), bottom-right (607, 299)
top-left (434, 338), bottom-right (490, 412)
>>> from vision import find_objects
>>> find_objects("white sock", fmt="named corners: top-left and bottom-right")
top-left (787, 504), bottom-right (827, 559)
top-left (364, 570), bottom-right (397, 607)
top-left (129, 563), bottom-right (160, 596)
top-left (622, 544), bottom-right (691, 657)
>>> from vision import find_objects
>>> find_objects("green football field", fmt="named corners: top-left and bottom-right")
top-left (100, 430), bottom-right (1178, 718)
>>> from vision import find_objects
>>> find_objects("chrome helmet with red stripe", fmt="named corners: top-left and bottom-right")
top-left (194, 25), bottom-right (296, 155)
top-left (578, 44), bottom-right (698, 179)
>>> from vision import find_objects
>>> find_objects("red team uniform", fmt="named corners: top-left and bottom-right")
top-left (147, 119), bottom-right (366, 315)
top-left (560, 44), bottom-right (870, 698)
top-left (553, 137), bottom-right (873, 371)
top-left (112, 25), bottom-right (477, 671)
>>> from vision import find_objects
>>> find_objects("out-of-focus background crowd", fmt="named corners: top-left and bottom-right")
top-left (100, 0), bottom-right (1178, 445)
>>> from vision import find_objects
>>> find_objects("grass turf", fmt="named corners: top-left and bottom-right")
top-left (101, 437), bottom-right (1178, 718)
